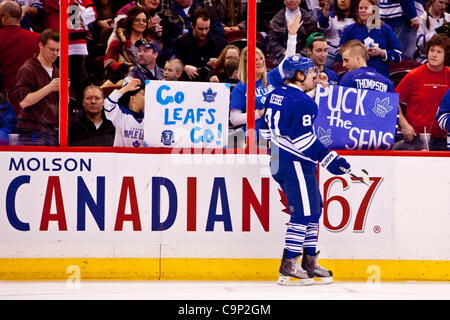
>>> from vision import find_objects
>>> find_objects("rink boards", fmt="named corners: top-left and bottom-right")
top-left (0, 150), bottom-right (449, 281)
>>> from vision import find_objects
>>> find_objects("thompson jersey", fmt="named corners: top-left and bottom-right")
top-left (339, 66), bottom-right (395, 92)
top-left (264, 84), bottom-right (329, 166)
top-left (104, 90), bottom-right (144, 147)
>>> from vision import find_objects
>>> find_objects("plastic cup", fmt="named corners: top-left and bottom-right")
top-left (8, 134), bottom-right (19, 146)
top-left (419, 133), bottom-right (431, 151)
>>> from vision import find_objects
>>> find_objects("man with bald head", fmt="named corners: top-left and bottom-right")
top-left (0, 0), bottom-right (39, 115)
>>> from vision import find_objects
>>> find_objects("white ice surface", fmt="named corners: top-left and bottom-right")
top-left (0, 280), bottom-right (449, 300)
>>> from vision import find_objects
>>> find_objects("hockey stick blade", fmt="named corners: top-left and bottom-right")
top-left (339, 167), bottom-right (370, 186)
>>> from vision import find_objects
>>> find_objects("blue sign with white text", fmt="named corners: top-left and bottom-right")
top-left (314, 85), bottom-right (399, 150)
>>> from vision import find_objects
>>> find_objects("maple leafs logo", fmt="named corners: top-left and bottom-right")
top-left (317, 127), bottom-right (332, 146)
top-left (202, 88), bottom-right (217, 103)
top-left (372, 97), bottom-right (393, 118)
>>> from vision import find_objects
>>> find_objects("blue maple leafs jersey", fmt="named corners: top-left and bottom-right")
top-left (339, 67), bottom-right (395, 92)
top-left (264, 84), bottom-right (329, 166)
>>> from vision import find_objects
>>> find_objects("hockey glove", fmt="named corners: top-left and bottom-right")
top-left (320, 151), bottom-right (350, 175)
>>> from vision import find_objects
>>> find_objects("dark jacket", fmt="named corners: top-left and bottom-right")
top-left (174, 31), bottom-right (225, 81)
top-left (14, 55), bottom-right (59, 135)
top-left (128, 63), bottom-right (164, 83)
top-left (158, 1), bottom-right (225, 66)
top-left (68, 109), bottom-right (115, 146)
top-left (267, 8), bottom-right (318, 63)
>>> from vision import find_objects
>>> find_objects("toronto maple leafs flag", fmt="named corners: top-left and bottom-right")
top-left (144, 80), bottom-right (230, 148)
top-left (314, 85), bottom-right (399, 150)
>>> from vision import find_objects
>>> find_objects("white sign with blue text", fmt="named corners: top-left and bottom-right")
top-left (314, 85), bottom-right (399, 150)
top-left (144, 81), bottom-right (230, 148)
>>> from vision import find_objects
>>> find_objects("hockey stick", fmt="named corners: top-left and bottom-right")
top-left (339, 167), bottom-right (370, 186)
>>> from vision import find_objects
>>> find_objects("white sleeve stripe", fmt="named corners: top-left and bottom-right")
top-left (297, 136), bottom-right (317, 153)
top-left (271, 137), bottom-right (317, 164)
top-left (437, 114), bottom-right (448, 129)
top-left (279, 134), bottom-right (313, 148)
top-left (291, 132), bottom-right (313, 144)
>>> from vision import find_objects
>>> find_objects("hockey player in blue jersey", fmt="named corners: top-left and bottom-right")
top-left (263, 55), bottom-right (351, 285)
top-left (338, 39), bottom-right (395, 92)
top-left (436, 88), bottom-right (450, 150)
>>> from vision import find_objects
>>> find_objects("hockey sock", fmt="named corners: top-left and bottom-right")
top-left (284, 222), bottom-right (307, 259)
top-left (303, 221), bottom-right (318, 256)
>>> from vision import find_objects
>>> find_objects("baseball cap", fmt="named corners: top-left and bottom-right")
top-left (305, 32), bottom-right (326, 48)
top-left (135, 38), bottom-right (160, 54)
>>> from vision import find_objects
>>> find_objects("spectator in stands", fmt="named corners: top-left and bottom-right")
top-left (163, 58), bottom-right (184, 80)
top-left (238, 1), bottom-right (286, 33)
top-left (104, 6), bottom-right (151, 85)
top-left (317, 0), bottom-right (355, 69)
top-left (267, 0), bottom-right (318, 64)
top-left (229, 14), bottom-right (302, 143)
top-left (160, 0), bottom-right (211, 12)
top-left (68, 85), bottom-right (115, 146)
top-left (159, 0), bottom-right (225, 65)
top-left (0, 1), bottom-right (39, 115)
top-left (436, 88), bottom-right (450, 149)
top-left (104, 78), bottom-right (146, 147)
top-left (42, 0), bottom-right (59, 31)
top-left (0, 93), bottom-right (17, 145)
top-left (395, 33), bottom-right (450, 150)
top-left (338, 39), bottom-right (395, 91)
top-left (68, 0), bottom-right (98, 104)
top-left (223, 55), bottom-right (240, 90)
top-left (211, 0), bottom-right (246, 33)
top-left (336, 0), bottom-right (403, 78)
top-left (14, 29), bottom-right (60, 146)
top-left (173, 7), bottom-right (225, 81)
top-left (379, 0), bottom-right (420, 60)
top-left (416, 0), bottom-right (449, 63)
top-left (126, 38), bottom-right (164, 85)
top-left (305, 32), bottom-right (340, 85)
top-left (208, 44), bottom-right (240, 82)
top-left (0, 0), bottom-right (44, 31)
top-left (114, 0), bottom-right (163, 44)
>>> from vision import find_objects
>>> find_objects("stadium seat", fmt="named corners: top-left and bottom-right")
top-left (225, 30), bottom-right (266, 53)
top-left (389, 60), bottom-right (421, 87)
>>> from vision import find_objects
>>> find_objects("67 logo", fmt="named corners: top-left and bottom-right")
top-left (322, 175), bottom-right (383, 232)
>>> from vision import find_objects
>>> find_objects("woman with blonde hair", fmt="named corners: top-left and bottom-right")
top-left (229, 14), bottom-right (302, 143)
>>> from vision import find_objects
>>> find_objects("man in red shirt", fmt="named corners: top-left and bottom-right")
top-left (0, 1), bottom-right (39, 115)
top-left (396, 34), bottom-right (450, 151)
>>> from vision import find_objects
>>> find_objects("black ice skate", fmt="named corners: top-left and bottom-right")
top-left (277, 251), bottom-right (313, 286)
top-left (302, 251), bottom-right (333, 284)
